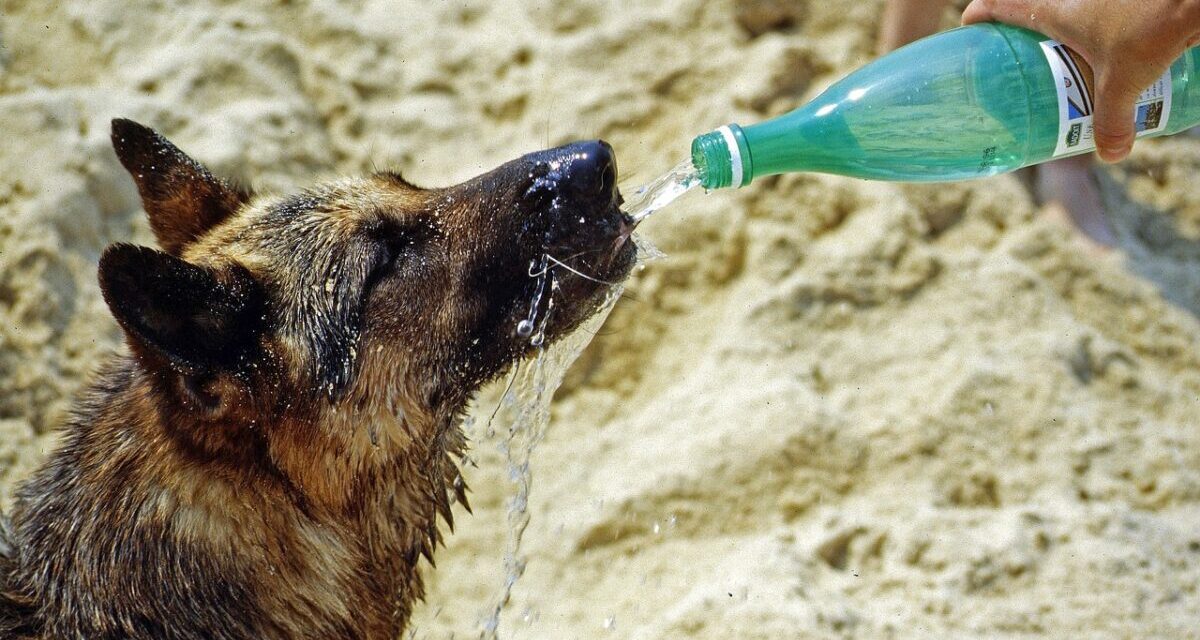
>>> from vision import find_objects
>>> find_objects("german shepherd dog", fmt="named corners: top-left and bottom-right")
top-left (0, 119), bottom-right (635, 639)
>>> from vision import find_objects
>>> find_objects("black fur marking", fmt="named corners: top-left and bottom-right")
top-left (98, 244), bottom-right (264, 375)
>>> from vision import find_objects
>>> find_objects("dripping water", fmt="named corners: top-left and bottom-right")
top-left (477, 261), bottom-right (625, 640)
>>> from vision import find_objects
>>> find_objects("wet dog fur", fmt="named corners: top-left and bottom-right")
top-left (0, 119), bottom-right (635, 639)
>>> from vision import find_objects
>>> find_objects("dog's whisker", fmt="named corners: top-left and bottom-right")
top-left (554, 247), bottom-right (601, 262)
top-left (617, 290), bottom-right (644, 304)
top-left (544, 253), bottom-right (620, 286)
top-left (527, 256), bottom-right (551, 278)
top-left (484, 360), bottom-right (522, 439)
top-left (519, 255), bottom-right (553, 338)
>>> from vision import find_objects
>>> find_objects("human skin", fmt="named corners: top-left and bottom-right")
top-left (962, 0), bottom-right (1200, 162)
top-left (876, 0), bottom-right (1117, 247)
top-left (877, 0), bottom-right (949, 55)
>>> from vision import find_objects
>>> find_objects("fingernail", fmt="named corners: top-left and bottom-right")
top-left (1099, 143), bottom-right (1132, 163)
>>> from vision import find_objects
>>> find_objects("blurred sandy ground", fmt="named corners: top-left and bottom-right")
top-left (2, 1), bottom-right (1200, 637)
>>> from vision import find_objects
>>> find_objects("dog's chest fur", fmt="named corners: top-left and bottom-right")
top-left (6, 360), bottom-right (450, 640)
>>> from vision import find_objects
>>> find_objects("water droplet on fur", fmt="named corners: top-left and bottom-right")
top-left (517, 319), bottom-right (535, 337)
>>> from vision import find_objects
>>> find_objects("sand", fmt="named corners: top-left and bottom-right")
top-left (2, 0), bottom-right (1200, 637)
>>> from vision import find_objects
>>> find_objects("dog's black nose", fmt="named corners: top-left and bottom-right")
top-left (562, 140), bottom-right (616, 198)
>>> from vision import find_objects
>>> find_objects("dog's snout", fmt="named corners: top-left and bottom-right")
top-left (567, 140), bottom-right (616, 197)
top-left (519, 139), bottom-right (630, 258)
top-left (524, 140), bottom-right (618, 204)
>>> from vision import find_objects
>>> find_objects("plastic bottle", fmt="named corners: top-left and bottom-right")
top-left (691, 23), bottom-right (1200, 188)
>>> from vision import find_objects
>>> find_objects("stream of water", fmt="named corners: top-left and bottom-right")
top-left (474, 160), bottom-right (695, 637)
top-left (622, 160), bottom-right (700, 224)
top-left (477, 280), bottom-right (624, 640)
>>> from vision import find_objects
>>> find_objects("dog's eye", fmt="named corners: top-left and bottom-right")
top-left (372, 237), bottom-right (411, 278)
top-left (365, 219), bottom-right (434, 288)
top-left (380, 238), bottom-right (405, 267)
top-left (363, 242), bottom-right (400, 294)
top-left (368, 226), bottom-right (425, 281)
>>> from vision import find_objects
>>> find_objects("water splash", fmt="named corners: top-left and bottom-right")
top-left (623, 160), bottom-right (701, 224)
top-left (478, 284), bottom-right (624, 640)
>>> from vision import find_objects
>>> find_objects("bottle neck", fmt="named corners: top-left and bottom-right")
top-left (692, 124), bottom-right (753, 189)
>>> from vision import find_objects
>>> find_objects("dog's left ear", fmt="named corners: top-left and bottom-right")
top-left (98, 244), bottom-right (264, 377)
top-left (111, 118), bottom-right (251, 255)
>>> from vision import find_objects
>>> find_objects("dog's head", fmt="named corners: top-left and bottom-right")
top-left (99, 119), bottom-right (635, 440)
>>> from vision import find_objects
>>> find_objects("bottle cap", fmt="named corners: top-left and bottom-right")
top-left (691, 124), bottom-right (753, 189)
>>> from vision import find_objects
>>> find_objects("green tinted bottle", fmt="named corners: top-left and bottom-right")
top-left (692, 23), bottom-right (1200, 188)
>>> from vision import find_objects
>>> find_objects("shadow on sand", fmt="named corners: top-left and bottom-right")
top-left (1100, 167), bottom-right (1200, 318)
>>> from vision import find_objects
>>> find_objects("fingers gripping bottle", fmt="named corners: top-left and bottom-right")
top-left (691, 23), bottom-right (1200, 188)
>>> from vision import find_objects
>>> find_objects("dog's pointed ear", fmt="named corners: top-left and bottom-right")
top-left (110, 119), bottom-right (251, 255)
top-left (98, 243), bottom-right (264, 374)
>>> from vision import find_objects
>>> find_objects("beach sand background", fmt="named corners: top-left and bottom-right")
top-left (2, 0), bottom-right (1199, 637)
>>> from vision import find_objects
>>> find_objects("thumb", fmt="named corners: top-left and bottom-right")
top-left (1090, 72), bottom-right (1139, 163)
top-left (961, 0), bottom-right (1001, 25)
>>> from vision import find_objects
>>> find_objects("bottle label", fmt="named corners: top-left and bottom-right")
top-left (1039, 40), bottom-right (1172, 157)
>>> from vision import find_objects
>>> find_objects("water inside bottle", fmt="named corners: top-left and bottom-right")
top-left (623, 160), bottom-right (700, 223)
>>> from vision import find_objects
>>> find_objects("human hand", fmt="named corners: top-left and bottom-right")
top-left (962, 0), bottom-right (1200, 162)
